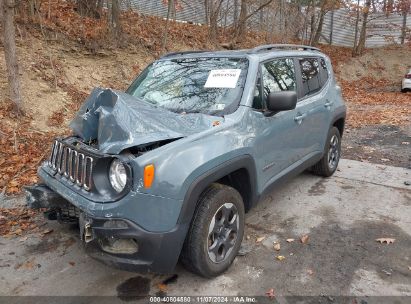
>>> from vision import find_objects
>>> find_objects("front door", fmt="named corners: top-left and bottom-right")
top-left (251, 57), bottom-right (306, 190)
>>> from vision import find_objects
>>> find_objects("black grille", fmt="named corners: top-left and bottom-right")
top-left (49, 140), bottom-right (94, 191)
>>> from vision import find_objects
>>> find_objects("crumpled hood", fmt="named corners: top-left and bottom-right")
top-left (70, 88), bottom-right (223, 154)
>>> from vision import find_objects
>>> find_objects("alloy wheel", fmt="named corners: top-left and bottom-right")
top-left (328, 134), bottom-right (339, 170)
top-left (207, 203), bottom-right (239, 263)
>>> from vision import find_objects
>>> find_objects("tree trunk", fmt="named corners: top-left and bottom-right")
top-left (232, 0), bottom-right (273, 44)
top-left (352, 0), bottom-right (360, 56)
top-left (1, 0), bottom-right (23, 113)
top-left (233, 0), bottom-right (239, 28)
top-left (236, 0), bottom-right (247, 43)
top-left (329, 7), bottom-right (334, 44)
top-left (204, 0), bottom-right (209, 25)
top-left (162, 0), bottom-right (174, 51)
top-left (259, 0), bottom-right (264, 31)
top-left (76, 0), bottom-right (101, 18)
top-left (309, 0), bottom-right (316, 45)
top-left (311, 0), bottom-right (327, 46)
top-left (110, 0), bottom-right (121, 38)
top-left (208, 0), bottom-right (223, 45)
top-left (401, 10), bottom-right (407, 45)
top-left (354, 0), bottom-right (371, 56)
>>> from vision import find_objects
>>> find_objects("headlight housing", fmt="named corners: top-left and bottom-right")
top-left (109, 159), bottom-right (127, 193)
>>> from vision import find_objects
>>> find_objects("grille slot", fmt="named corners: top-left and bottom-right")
top-left (49, 140), bottom-right (94, 191)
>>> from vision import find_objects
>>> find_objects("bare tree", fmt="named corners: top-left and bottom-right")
top-left (353, 0), bottom-right (372, 56)
top-left (352, 0), bottom-right (361, 55)
top-left (76, 0), bottom-right (103, 18)
top-left (232, 0), bottom-right (274, 44)
top-left (311, 0), bottom-right (329, 46)
top-left (205, 0), bottom-right (224, 45)
top-left (1, 0), bottom-right (23, 112)
top-left (109, 0), bottom-right (121, 38)
top-left (399, 0), bottom-right (410, 44)
top-left (162, 0), bottom-right (175, 51)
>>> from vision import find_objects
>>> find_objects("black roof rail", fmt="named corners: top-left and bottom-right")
top-left (249, 44), bottom-right (321, 54)
top-left (160, 50), bottom-right (211, 59)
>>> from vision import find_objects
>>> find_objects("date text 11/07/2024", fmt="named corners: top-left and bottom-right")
top-left (149, 296), bottom-right (258, 303)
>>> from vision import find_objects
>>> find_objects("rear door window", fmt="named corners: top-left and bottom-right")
top-left (299, 58), bottom-right (321, 97)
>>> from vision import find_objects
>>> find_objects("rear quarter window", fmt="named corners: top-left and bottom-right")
top-left (319, 58), bottom-right (329, 87)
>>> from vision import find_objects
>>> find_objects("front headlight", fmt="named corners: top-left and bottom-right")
top-left (109, 159), bottom-right (127, 193)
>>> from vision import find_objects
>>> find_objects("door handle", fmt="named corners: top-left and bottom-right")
top-left (324, 100), bottom-right (334, 108)
top-left (294, 113), bottom-right (306, 124)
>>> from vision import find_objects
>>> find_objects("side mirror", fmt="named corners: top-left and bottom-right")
top-left (266, 91), bottom-right (297, 113)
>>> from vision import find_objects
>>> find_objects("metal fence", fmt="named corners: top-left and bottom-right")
top-left (120, 1), bottom-right (410, 47)
top-left (315, 9), bottom-right (410, 47)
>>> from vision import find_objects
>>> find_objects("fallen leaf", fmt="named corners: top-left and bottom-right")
top-left (158, 283), bottom-right (167, 292)
top-left (401, 142), bottom-right (409, 145)
top-left (256, 236), bottom-right (266, 243)
top-left (276, 255), bottom-right (285, 261)
top-left (42, 229), bottom-right (53, 235)
top-left (376, 238), bottom-right (395, 244)
top-left (265, 288), bottom-right (275, 299)
top-left (307, 269), bottom-right (314, 275)
top-left (273, 242), bottom-right (281, 251)
top-left (246, 235), bottom-right (250, 240)
top-left (380, 158), bottom-right (390, 162)
top-left (300, 235), bottom-right (309, 244)
top-left (286, 238), bottom-right (295, 243)
top-left (408, 266), bottom-right (411, 271)
top-left (19, 259), bottom-right (35, 270)
top-left (69, 261), bottom-right (75, 266)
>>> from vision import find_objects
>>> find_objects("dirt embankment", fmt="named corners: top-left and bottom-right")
top-left (338, 46), bottom-right (411, 91)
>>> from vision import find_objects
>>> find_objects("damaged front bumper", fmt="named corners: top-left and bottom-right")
top-left (80, 213), bottom-right (188, 273)
top-left (26, 169), bottom-right (189, 274)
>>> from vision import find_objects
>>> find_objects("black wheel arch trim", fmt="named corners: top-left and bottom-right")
top-left (330, 110), bottom-right (346, 136)
top-left (177, 155), bottom-right (258, 226)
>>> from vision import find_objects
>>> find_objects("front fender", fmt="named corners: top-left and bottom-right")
top-left (177, 154), bottom-right (258, 225)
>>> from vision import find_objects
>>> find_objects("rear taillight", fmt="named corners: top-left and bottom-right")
top-left (405, 74), bottom-right (411, 79)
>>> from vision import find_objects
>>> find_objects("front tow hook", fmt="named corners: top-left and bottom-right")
top-left (80, 213), bottom-right (93, 243)
top-left (84, 222), bottom-right (93, 243)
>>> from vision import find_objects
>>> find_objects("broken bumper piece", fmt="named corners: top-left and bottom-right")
top-left (25, 183), bottom-right (187, 273)
top-left (25, 184), bottom-right (80, 222)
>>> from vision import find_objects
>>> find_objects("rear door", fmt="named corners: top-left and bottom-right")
top-left (294, 57), bottom-right (332, 157)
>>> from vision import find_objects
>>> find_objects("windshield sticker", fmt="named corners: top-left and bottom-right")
top-left (209, 103), bottom-right (226, 111)
top-left (204, 69), bottom-right (241, 88)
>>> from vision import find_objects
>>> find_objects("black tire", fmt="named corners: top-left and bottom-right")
top-left (180, 183), bottom-right (245, 278)
top-left (312, 126), bottom-right (341, 177)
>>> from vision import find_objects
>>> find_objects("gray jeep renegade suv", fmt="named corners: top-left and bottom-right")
top-left (27, 44), bottom-right (346, 277)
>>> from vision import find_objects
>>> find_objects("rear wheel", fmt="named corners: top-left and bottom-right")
top-left (312, 126), bottom-right (341, 177)
top-left (181, 183), bottom-right (245, 278)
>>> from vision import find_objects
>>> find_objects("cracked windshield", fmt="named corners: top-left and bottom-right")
top-left (127, 57), bottom-right (249, 115)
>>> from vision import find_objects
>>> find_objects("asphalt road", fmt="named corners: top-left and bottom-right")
top-left (0, 159), bottom-right (410, 302)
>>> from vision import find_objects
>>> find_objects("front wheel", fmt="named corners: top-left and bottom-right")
top-left (312, 126), bottom-right (341, 177)
top-left (180, 183), bottom-right (245, 278)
